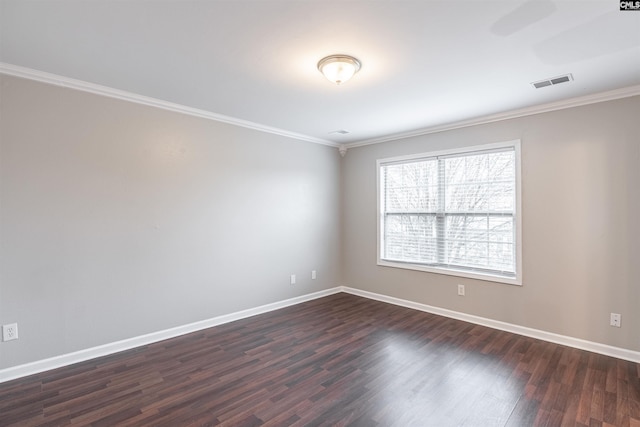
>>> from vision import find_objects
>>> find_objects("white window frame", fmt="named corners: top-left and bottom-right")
top-left (376, 140), bottom-right (522, 286)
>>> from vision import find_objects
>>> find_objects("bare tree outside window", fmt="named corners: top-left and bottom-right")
top-left (379, 144), bottom-right (518, 281)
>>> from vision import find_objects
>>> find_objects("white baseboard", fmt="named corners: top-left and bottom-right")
top-left (340, 286), bottom-right (640, 364)
top-left (2, 285), bottom-right (637, 384)
top-left (0, 287), bottom-right (342, 384)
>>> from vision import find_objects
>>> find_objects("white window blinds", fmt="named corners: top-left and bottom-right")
top-left (378, 142), bottom-right (520, 283)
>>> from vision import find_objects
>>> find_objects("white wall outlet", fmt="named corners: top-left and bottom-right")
top-left (290, 274), bottom-right (296, 285)
top-left (457, 284), bottom-right (465, 296)
top-left (311, 270), bottom-right (317, 280)
top-left (610, 313), bottom-right (621, 328)
top-left (2, 323), bottom-right (18, 341)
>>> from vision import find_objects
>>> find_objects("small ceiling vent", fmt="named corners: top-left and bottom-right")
top-left (531, 73), bottom-right (573, 89)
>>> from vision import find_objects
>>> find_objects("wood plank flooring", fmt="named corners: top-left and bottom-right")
top-left (1, 293), bottom-right (639, 426)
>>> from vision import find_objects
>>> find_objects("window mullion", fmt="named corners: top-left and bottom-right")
top-left (436, 158), bottom-right (446, 264)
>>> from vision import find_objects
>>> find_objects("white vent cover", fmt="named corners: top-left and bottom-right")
top-left (531, 74), bottom-right (573, 89)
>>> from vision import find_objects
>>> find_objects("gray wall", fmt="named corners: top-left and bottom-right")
top-left (342, 96), bottom-right (640, 352)
top-left (2, 73), bottom-right (638, 372)
top-left (0, 75), bottom-right (342, 369)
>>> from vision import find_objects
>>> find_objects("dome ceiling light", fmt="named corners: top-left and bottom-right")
top-left (317, 55), bottom-right (361, 85)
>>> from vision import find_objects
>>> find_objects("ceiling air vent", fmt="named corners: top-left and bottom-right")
top-left (531, 73), bottom-right (573, 89)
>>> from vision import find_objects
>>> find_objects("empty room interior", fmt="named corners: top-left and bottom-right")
top-left (1, 1), bottom-right (639, 426)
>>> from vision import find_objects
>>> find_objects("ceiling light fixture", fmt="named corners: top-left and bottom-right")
top-left (317, 55), bottom-right (361, 85)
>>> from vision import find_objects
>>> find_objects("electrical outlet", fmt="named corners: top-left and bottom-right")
top-left (610, 313), bottom-right (621, 328)
top-left (457, 284), bottom-right (465, 296)
top-left (290, 274), bottom-right (296, 285)
top-left (311, 270), bottom-right (317, 280)
top-left (2, 323), bottom-right (18, 341)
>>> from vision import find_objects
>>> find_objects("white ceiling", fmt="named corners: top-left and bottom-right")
top-left (1, 0), bottom-right (639, 145)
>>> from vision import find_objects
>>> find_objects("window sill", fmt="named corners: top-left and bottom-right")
top-left (377, 259), bottom-right (522, 286)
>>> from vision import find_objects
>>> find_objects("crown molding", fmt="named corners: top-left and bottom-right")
top-left (0, 62), bottom-right (339, 148)
top-left (346, 84), bottom-right (640, 148)
top-left (4, 62), bottom-right (637, 151)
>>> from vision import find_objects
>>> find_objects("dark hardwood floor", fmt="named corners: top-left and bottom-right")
top-left (1, 293), bottom-right (639, 426)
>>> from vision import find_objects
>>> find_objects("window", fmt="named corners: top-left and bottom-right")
top-left (377, 140), bottom-right (521, 285)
